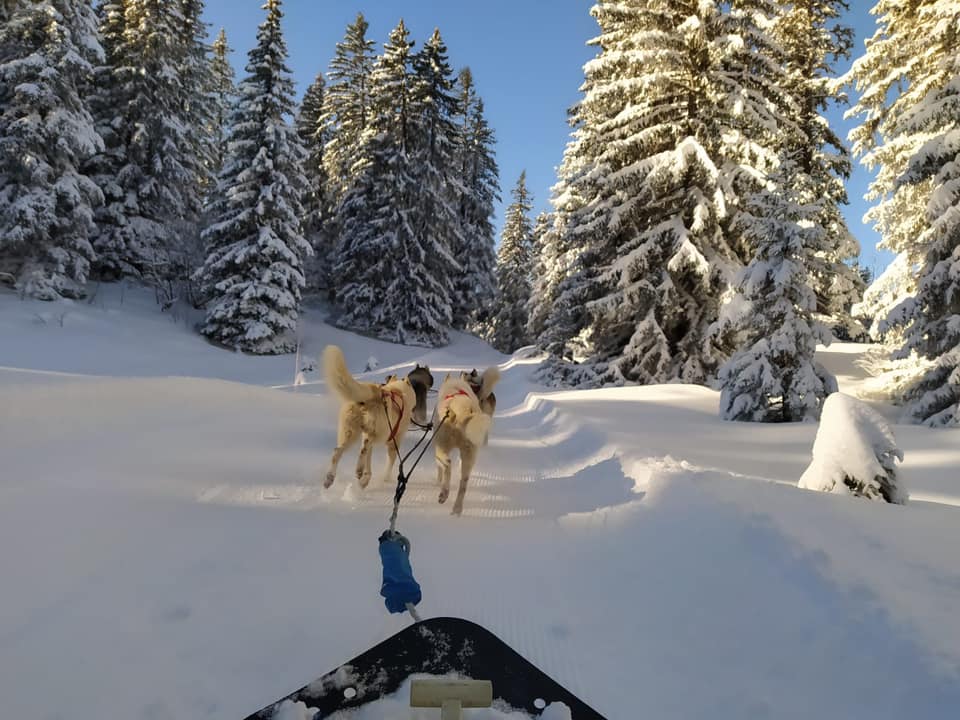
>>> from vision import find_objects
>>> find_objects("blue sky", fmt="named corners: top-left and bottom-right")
top-left (204, 0), bottom-right (891, 275)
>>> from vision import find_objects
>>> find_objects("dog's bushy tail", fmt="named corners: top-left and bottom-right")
top-left (323, 345), bottom-right (378, 404)
top-left (478, 366), bottom-right (501, 400)
top-left (463, 411), bottom-right (492, 447)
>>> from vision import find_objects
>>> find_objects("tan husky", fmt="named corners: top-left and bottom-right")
top-left (322, 345), bottom-right (416, 489)
top-left (461, 367), bottom-right (499, 443)
top-left (434, 368), bottom-right (501, 515)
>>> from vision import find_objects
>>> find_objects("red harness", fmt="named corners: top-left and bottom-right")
top-left (381, 388), bottom-right (405, 443)
top-left (442, 389), bottom-right (471, 403)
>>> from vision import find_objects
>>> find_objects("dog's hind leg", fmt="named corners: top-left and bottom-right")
top-left (437, 447), bottom-right (452, 505)
top-left (325, 425), bottom-right (359, 488)
top-left (356, 435), bottom-right (374, 488)
top-left (452, 445), bottom-right (477, 516)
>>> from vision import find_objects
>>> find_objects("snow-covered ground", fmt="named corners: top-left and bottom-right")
top-left (2, 285), bottom-right (959, 720)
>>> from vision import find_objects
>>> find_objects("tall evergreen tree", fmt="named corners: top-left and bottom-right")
top-left (530, 149), bottom-right (593, 366)
top-left (847, 0), bottom-right (960, 425)
top-left (321, 12), bottom-right (375, 206)
top-left (715, 0), bottom-right (857, 421)
top-left (210, 28), bottom-right (235, 177)
top-left (0, 0), bottom-right (104, 299)
top-left (855, 251), bottom-right (915, 342)
top-left (773, 0), bottom-right (863, 335)
top-left (452, 66), bottom-right (499, 329)
top-left (539, 0), bottom-right (796, 387)
top-left (173, 0), bottom-right (217, 297)
top-left (195, 0), bottom-right (310, 354)
top-left (296, 72), bottom-right (335, 291)
top-left (409, 28), bottom-right (463, 314)
top-left (487, 172), bottom-right (534, 353)
top-left (717, 161), bottom-right (838, 422)
top-left (888, 4), bottom-right (960, 425)
top-left (526, 211), bottom-right (553, 340)
top-left (182, 0), bottom-right (216, 190)
top-left (88, 0), bottom-right (204, 282)
top-left (84, 0), bottom-right (127, 276)
top-left (333, 20), bottom-right (455, 346)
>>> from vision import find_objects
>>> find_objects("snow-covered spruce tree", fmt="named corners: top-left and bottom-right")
top-left (0, 0), bottom-right (104, 299)
top-left (846, 1), bottom-right (948, 327)
top-left (195, 0), bottom-right (310, 354)
top-left (717, 161), bottom-right (838, 422)
top-left (451, 66), bottom-right (498, 329)
top-left (333, 20), bottom-right (456, 346)
top-left (773, 0), bottom-right (864, 338)
top-left (182, 0), bottom-right (216, 194)
top-left (526, 211), bottom-right (554, 341)
top-left (717, 0), bottom-right (857, 421)
top-left (853, 252), bottom-right (915, 342)
top-left (487, 172), bottom-right (534, 354)
top-left (539, 0), bottom-right (796, 387)
top-left (530, 152), bottom-right (593, 368)
top-left (409, 29), bottom-right (463, 316)
top-left (846, 0), bottom-right (960, 425)
top-left (891, 48), bottom-right (960, 425)
top-left (799, 392), bottom-right (906, 504)
top-left (83, 0), bottom-right (126, 270)
top-left (296, 72), bottom-right (336, 292)
top-left (87, 0), bottom-right (205, 283)
top-left (321, 12), bottom-right (375, 207)
top-left (210, 28), bottom-right (235, 177)
top-left (168, 0), bottom-right (217, 305)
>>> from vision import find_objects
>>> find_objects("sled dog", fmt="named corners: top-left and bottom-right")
top-left (461, 367), bottom-right (499, 420)
top-left (434, 368), bottom-right (501, 515)
top-left (323, 345), bottom-right (416, 489)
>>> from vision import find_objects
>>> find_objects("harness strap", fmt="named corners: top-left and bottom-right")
top-left (382, 389), bottom-right (405, 443)
top-left (387, 410), bottom-right (450, 534)
top-left (441, 389), bottom-right (471, 403)
top-left (379, 396), bottom-right (450, 624)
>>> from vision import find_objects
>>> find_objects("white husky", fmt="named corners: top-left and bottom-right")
top-left (434, 368), bottom-right (501, 515)
top-left (322, 345), bottom-right (416, 489)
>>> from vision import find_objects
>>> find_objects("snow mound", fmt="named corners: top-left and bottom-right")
top-left (799, 392), bottom-right (907, 503)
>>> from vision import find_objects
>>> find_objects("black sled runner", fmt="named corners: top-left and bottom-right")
top-left (243, 616), bottom-right (605, 719)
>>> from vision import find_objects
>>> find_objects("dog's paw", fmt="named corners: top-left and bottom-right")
top-left (451, 502), bottom-right (464, 516)
top-left (358, 472), bottom-right (372, 489)
top-left (438, 487), bottom-right (449, 504)
top-left (323, 472), bottom-right (335, 489)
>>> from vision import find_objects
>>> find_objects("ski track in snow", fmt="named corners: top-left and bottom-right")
top-left (2, 286), bottom-right (960, 720)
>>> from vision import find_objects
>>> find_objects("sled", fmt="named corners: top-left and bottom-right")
top-left (243, 616), bottom-right (606, 719)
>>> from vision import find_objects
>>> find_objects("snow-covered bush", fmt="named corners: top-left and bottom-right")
top-left (798, 392), bottom-right (906, 504)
